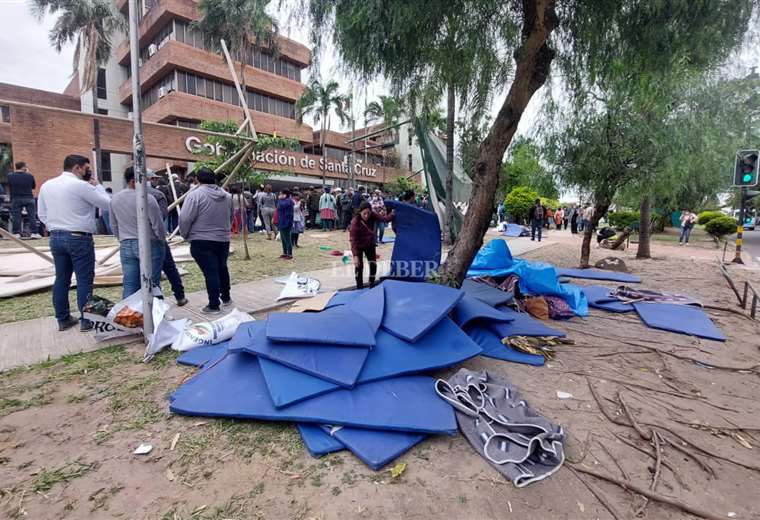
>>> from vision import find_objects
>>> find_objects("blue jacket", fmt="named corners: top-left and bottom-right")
top-left (352, 191), bottom-right (363, 209)
top-left (277, 197), bottom-right (294, 229)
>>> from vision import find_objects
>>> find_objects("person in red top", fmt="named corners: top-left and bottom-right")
top-left (350, 201), bottom-right (395, 289)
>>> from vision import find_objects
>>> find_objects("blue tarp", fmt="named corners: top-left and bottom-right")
top-left (501, 223), bottom-right (530, 237)
top-left (466, 239), bottom-right (588, 317)
top-left (170, 352), bottom-right (458, 434)
top-left (384, 200), bottom-right (441, 281)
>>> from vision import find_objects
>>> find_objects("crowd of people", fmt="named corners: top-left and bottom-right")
top-left (525, 199), bottom-right (596, 242)
top-left (27, 154), bottom-right (421, 332)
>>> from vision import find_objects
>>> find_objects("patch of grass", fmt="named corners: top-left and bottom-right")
top-left (458, 495), bottom-right (468, 504)
top-left (310, 473), bottom-right (323, 487)
top-left (331, 486), bottom-right (341, 496)
top-left (250, 482), bottom-right (265, 496)
top-left (32, 461), bottom-right (97, 492)
top-left (0, 393), bottom-right (53, 417)
top-left (341, 470), bottom-right (357, 486)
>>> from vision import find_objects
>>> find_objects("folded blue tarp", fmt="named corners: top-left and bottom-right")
top-left (325, 289), bottom-right (367, 309)
top-left (231, 321), bottom-right (370, 387)
top-left (579, 285), bottom-right (634, 313)
top-left (260, 318), bottom-right (483, 408)
top-left (501, 223), bottom-right (529, 237)
top-left (297, 423), bottom-right (345, 457)
top-left (466, 324), bottom-right (545, 366)
top-left (491, 306), bottom-right (567, 338)
top-left (460, 279), bottom-right (515, 307)
top-left (633, 302), bottom-right (726, 341)
top-left (381, 235), bottom-right (396, 244)
top-left (381, 280), bottom-right (464, 342)
top-left (466, 240), bottom-right (588, 317)
top-left (325, 425), bottom-right (427, 470)
top-left (451, 294), bottom-right (514, 328)
top-left (176, 341), bottom-right (230, 367)
top-left (384, 200), bottom-right (441, 281)
top-left (348, 285), bottom-right (385, 333)
top-left (266, 306), bottom-right (376, 347)
top-left (170, 352), bottom-right (458, 434)
top-left (555, 267), bottom-right (641, 284)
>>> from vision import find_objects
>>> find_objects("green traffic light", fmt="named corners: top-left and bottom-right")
top-left (744, 173), bottom-right (753, 183)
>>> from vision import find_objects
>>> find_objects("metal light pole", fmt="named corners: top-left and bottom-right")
top-left (128, 0), bottom-right (154, 337)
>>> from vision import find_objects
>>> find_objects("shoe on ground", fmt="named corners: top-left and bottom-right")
top-left (221, 299), bottom-right (233, 309)
top-left (13, 233), bottom-right (21, 239)
top-left (30, 233), bottom-right (42, 239)
top-left (80, 319), bottom-right (94, 332)
top-left (58, 316), bottom-right (78, 332)
top-left (279, 254), bottom-right (287, 258)
top-left (284, 255), bottom-right (293, 260)
top-left (176, 297), bottom-right (188, 307)
top-left (201, 305), bottom-right (221, 315)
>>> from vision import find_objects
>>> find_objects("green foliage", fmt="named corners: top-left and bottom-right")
top-left (704, 216), bottom-right (737, 239)
top-left (608, 211), bottom-right (640, 229)
top-left (192, 120), bottom-right (299, 185)
top-left (540, 197), bottom-right (560, 211)
top-left (504, 186), bottom-right (538, 224)
top-left (296, 79), bottom-right (349, 129)
top-left (365, 96), bottom-right (403, 127)
top-left (384, 176), bottom-right (418, 198)
top-left (697, 210), bottom-right (725, 226)
top-left (501, 138), bottom-right (558, 201)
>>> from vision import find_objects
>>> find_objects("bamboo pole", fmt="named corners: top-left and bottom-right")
top-left (0, 227), bottom-right (54, 264)
top-left (220, 39), bottom-right (258, 140)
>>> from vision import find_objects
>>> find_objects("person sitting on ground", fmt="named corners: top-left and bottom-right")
top-left (276, 189), bottom-right (295, 259)
top-left (350, 201), bottom-right (395, 289)
top-left (110, 167), bottom-right (166, 299)
top-left (179, 167), bottom-right (233, 315)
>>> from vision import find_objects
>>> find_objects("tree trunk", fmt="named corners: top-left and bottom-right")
top-left (320, 116), bottom-right (326, 187)
top-left (636, 195), bottom-right (651, 259)
top-left (239, 192), bottom-right (250, 260)
top-left (443, 82), bottom-right (456, 246)
top-left (91, 86), bottom-right (102, 181)
top-left (440, 0), bottom-right (559, 285)
top-left (580, 201), bottom-right (610, 267)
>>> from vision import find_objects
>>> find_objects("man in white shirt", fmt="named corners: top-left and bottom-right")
top-left (38, 154), bottom-right (111, 331)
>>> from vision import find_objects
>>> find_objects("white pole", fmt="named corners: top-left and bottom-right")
top-left (128, 0), bottom-right (154, 338)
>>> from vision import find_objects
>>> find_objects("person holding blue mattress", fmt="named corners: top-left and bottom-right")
top-left (350, 201), bottom-right (395, 289)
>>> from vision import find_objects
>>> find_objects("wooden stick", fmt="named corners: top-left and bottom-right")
top-left (618, 391), bottom-right (651, 440)
top-left (611, 432), bottom-right (688, 489)
top-left (567, 467), bottom-right (628, 520)
top-left (0, 227), bottom-right (55, 264)
top-left (658, 434), bottom-right (715, 478)
top-left (570, 465), bottom-right (727, 520)
top-left (596, 439), bottom-right (631, 481)
top-left (651, 431), bottom-right (663, 491)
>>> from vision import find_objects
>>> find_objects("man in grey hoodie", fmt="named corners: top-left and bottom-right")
top-left (179, 167), bottom-right (233, 314)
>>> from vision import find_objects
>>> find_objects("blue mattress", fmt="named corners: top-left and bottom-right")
top-left (176, 340), bottom-right (230, 367)
top-left (490, 307), bottom-right (567, 338)
top-left (501, 223), bottom-right (529, 237)
top-left (555, 267), bottom-right (641, 283)
top-left (266, 306), bottom-right (376, 347)
top-left (460, 279), bottom-right (514, 307)
top-left (579, 285), bottom-right (634, 313)
top-left (297, 423), bottom-right (345, 457)
top-left (231, 321), bottom-right (370, 387)
top-left (260, 317), bottom-right (483, 408)
top-left (169, 352), bottom-right (458, 434)
top-left (325, 289), bottom-right (367, 309)
top-left (384, 200), bottom-right (441, 281)
top-left (347, 285), bottom-right (385, 333)
top-left (381, 280), bottom-right (463, 342)
top-left (451, 294), bottom-right (515, 328)
top-left (633, 302), bottom-right (726, 341)
top-left (325, 425), bottom-right (427, 470)
top-left (466, 325), bottom-right (545, 366)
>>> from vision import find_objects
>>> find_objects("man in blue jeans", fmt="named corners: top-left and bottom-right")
top-left (528, 198), bottom-right (546, 242)
top-left (7, 161), bottom-right (40, 238)
top-left (109, 167), bottom-right (166, 298)
top-left (179, 167), bottom-right (233, 314)
top-left (38, 154), bottom-right (111, 331)
top-left (277, 189), bottom-right (294, 259)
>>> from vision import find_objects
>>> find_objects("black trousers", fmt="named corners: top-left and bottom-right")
top-left (190, 240), bottom-right (231, 309)
top-left (354, 245), bottom-right (377, 289)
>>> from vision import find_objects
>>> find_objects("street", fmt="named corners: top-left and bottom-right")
top-left (742, 228), bottom-right (760, 265)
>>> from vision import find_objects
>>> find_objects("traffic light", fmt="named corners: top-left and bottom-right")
top-left (733, 150), bottom-right (759, 187)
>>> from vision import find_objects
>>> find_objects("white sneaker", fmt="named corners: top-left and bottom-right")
top-left (221, 299), bottom-right (234, 309)
top-left (30, 233), bottom-right (42, 239)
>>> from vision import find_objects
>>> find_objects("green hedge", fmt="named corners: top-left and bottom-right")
top-left (704, 216), bottom-right (737, 238)
top-left (697, 210), bottom-right (724, 226)
top-left (607, 211), bottom-right (639, 229)
top-left (504, 186), bottom-right (539, 223)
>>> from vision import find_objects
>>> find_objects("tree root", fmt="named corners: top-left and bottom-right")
top-left (568, 466), bottom-right (627, 520)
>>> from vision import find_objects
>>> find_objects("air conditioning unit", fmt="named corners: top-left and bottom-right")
top-left (158, 37), bottom-right (168, 49)
top-left (138, 58), bottom-right (143, 67)
top-left (148, 43), bottom-right (157, 56)
top-left (158, 86), bottom-right (167, 98)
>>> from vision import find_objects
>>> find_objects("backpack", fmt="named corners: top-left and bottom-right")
top-left (535, 205), bottom-right (544, 220)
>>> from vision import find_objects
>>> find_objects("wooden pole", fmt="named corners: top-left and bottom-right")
top-left (0, 227), bottom-right (54, 264)
top-left (220, 39), bottom-right (258, 140)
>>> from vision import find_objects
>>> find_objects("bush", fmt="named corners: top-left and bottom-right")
top-left (697, 210), bottom-right (724, 226)
top-left (607, 211), bottom-right (639, 230)
top-left (504, 186), bottom-right (539, 224)
top-left (704, 216), bottom-right (737, 239)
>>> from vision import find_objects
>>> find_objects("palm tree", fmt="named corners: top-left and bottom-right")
top-left (195, 0), bottom-right (278, 127)
top-left (296, 79), bottom-right (350, 186)
top-left (364, 95), bottom-right (404, 168)
top-left (31, 0), bottom-right (126, 179)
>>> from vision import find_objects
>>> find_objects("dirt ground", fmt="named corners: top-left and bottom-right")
top-left (1, 235), bottom-right (760, 520)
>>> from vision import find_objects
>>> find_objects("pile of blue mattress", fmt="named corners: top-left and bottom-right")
top-left (171, 279), bottom-right (562, 470)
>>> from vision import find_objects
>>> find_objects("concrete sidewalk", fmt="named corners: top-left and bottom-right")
top-left (0, 235), bottom-right (549, 372)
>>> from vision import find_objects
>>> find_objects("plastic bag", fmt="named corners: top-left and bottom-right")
top-left (83, 295), bottom-right (115, 317)
top-left (276, 272), bottom-right (321, 301)
top-left (107, 291), bottom-right (145, 329)
top-left (144, 298), bottom-right (189, 361)
top-left (171, 309), bottom-right (254, 352)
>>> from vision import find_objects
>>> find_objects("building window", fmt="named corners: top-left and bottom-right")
top-left (97, 68), bottom-right (107, 100)
top-left (96, 108), bottom-right (108, 115)
top-left (407, 154), bottom-right (413, 171)
top-left (0, 105), bottom-right (9, 123)
top-left (408, 128), bottom-right (413, 146)
top-left (100, 152), bottom-right (112, 182)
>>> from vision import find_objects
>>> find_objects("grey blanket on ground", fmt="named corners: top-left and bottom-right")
top-left (436, 368), bottom-right (565, 487)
